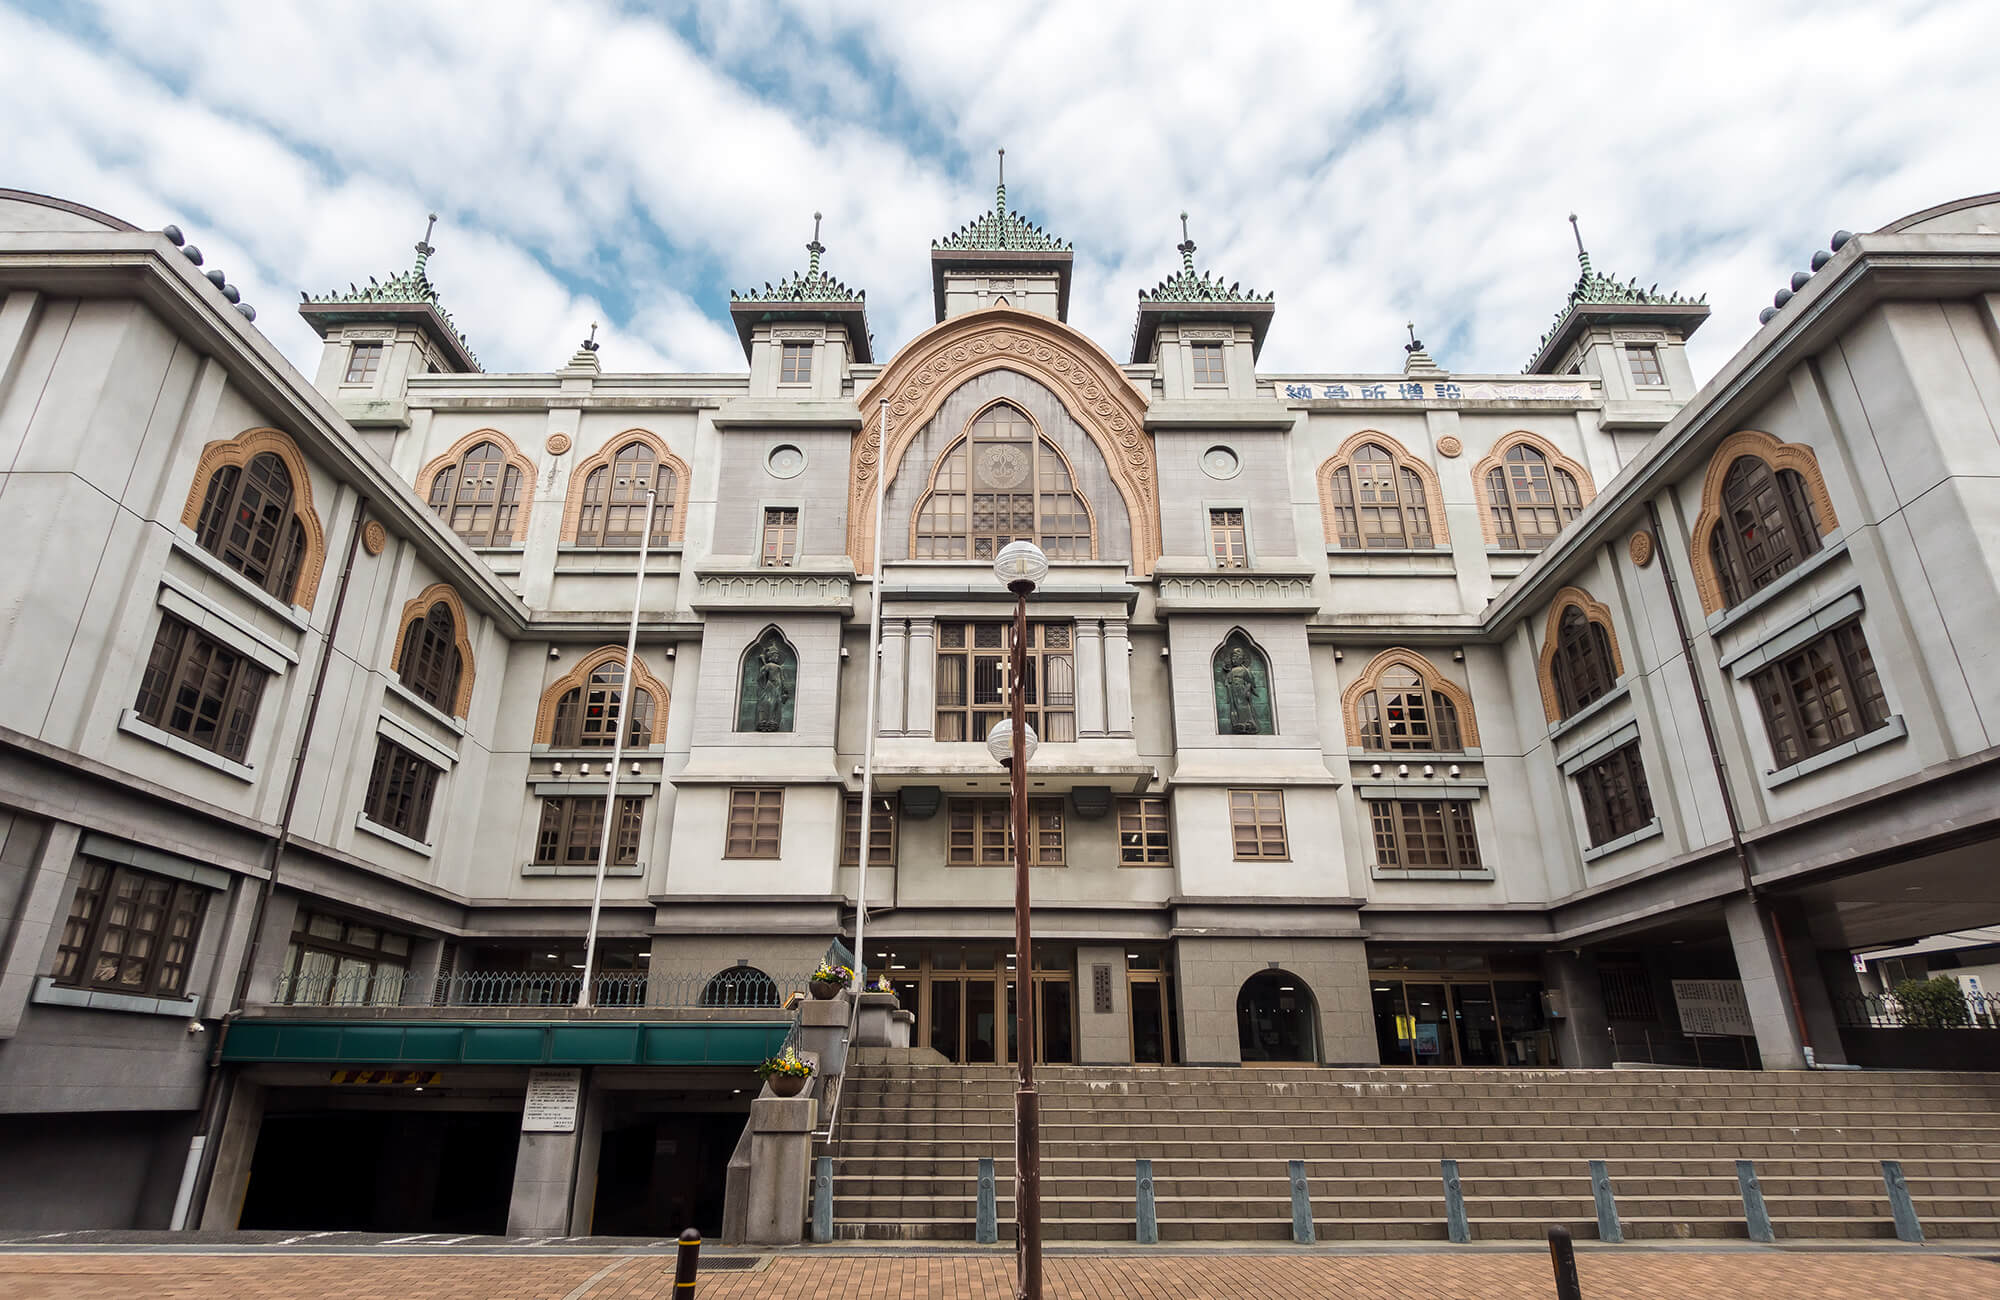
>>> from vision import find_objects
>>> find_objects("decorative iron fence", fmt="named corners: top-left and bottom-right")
top-left (1834, 989), bottom-right (1999, 1029)
top-left (273, 966), bottom-right (817, 1011)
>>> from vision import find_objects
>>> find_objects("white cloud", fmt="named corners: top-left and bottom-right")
top-left (3, 0), bottom-right (1996, 383)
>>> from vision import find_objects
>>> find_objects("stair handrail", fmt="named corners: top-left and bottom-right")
top-left (811, 988), bottom-right (862, 1142)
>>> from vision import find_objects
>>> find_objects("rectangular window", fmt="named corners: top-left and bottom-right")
top-left (761, 507), bottom-right (799, 568)
top-left (1209, 508), bottom-right (1248, 569)
top-left (1626, 344), bottom-right (1664, 385)
top-left (52, 862), bottom-right (208, 998)
top-left (1189, 342), bottom-right (1225, 385)
top-left (841, 795), bottom-right (897, 867)
top-left (1229, 789), bottom-right (1288, 860)
top-left (133, 612), bottom-right (270, 763)
top-left (344, 342), bottom-right (383, 384)
top-left (934, 621), bottom-right (1076, 744)
top-left (1750, 622), bottom-right (1890, 768)
top-left (1370, 799), bottom-right (1481, 871)
top-left (277, 908), bottom-right (413, 1006)
top-left (362, 738), bottom-right (442, 842)
top-left (778, 341), bottom-right (813, 384)
top-left (1575, 740), bottom-right (1655, 848)
top-left (1117, 796), bottom-right (1171, 866)
top-left (725, 787), bottom-right (785, 859)
top-left (946, 797), bottom-right (1065, 867)
top-left (534, 796), bottom-right (644, 867)
top-left (1597, 959), bottom-right (1659, 1021)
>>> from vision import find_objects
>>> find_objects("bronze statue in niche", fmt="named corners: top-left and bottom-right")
top-left (1213, 634), bottom-right (1274, 735)
top-left (737, 629), bottom-right (797, 732)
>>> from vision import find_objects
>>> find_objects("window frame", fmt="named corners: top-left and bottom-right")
top-left (911, 402), bottom-right (1095, 562)
top-left (278, 908), bottom-right (413, 1007)
top-left (398, 602), bottom-right (463, 713)
top-left (1356, 661), bottom-right (1464, 753)
top-left (945, 796), bottom-right (1066, 867)
top-left (1117, 796), bottom-right (1172, 866)
top-left (550, 661), bottom-right (656, 749)
top-left (1486, 444), bottom-right (1583, 551)
top-left (362, 736), bottom-right (442, 843)
top-left (51, 861), bottom-right (209, 999)
top-left (1208, 507), bottom-right (1248, 569)
top-left (1189, 341), bottom-right (1226, 386)
top-left (761, 506), bottom-right (800, 568)
top-left (1550, 606), bottom-right (1619, 719)
top-left (1575, 740), bottom-right (1655, 848)
top-left (534, 795), bottom-right (645, 868)
top-left (344, 341), bottom-right (384, 385)
top-left (1368, 798), bottom-right (1482, 872)
top-left (1749, 621), bottom-right (1889, 768)
top-left (133, 612), bottom-right (270, 764)
top-left (778, 340), bottom-right (814, 385)
top-left (574, 441), bottom-right (677, 549)
top-left (725, 787), bottom-right (785, 860)
top-left (1327, 442), bottom-right (1435, 549)
top-left (193, 451), bottom-right (308, 601)
top-left (934, 620), bottom-right (1076, 744)
top-left (1708, 456), bottom-right (1823, 608)
top-left (1228, 789), bottom-right (1289, 861)
top-left (841, 795), bottom-right (897, 867)
top-left (1625, 344), bottom-right (1665, 386)
top-left (428, 440), bottom-right (525, 547)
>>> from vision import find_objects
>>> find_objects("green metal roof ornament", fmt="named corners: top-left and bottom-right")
top-left (1527, 214), bottom-right (1705, 368)
top-left (731, 211), bottom-right (866, 304)
top-left (1138, 212), bottom-right (1273, 305)
top-left (932, 149), bottom-right (1072, 253)
top-left (302, 212), bottom-right (480, 364)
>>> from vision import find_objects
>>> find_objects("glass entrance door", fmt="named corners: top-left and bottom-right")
top-left (1129, 974), bottom-right (1176, 1064)
top-left (1450, 983), bottom-right (1503, 1066)
top-left (1370, 974), bottom-right (1555, 1067)
top-left (901, 946), bottom-right (1073, 1064)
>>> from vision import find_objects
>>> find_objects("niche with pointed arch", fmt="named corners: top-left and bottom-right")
top-left (1237, 970), bottom-right (1319, 1063)
top-left (1212, 630), bottom-right (1275, 735)
top-left (736, 627), bottom-right (798, 733)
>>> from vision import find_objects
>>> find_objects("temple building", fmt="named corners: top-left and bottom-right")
top-left (2, 176), bottom-right (2000, 1237)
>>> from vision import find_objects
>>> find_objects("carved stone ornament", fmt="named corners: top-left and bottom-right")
top-left (1212, 632), bottom-right (1275, 736)
top-left (361, 520), bottom-right (388, 556)
top-left (1628, 530), bottom-right (1655, 568)
top-left (737, 628), bottom-right (798, 733)
top-left (1436, 435), bottom-right (1463, 458)
top-left (545, 432), bottom-right (572, 456)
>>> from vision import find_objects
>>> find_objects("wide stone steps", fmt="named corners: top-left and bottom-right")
top-left (821, 1065), bottom-right (2000, 1243)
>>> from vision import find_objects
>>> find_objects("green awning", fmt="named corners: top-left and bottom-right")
top-left (222, 1019), bottom-right (789, 1067)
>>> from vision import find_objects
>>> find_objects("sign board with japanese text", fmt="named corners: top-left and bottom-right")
top-left (1671, 980), bottom-right (1755, 1038)
top-left (522, 1067), bottom-right (582, 1132)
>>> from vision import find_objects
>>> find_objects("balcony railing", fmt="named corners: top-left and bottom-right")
top-left (1833, 989), bottom-right (1999, 1029)
top-left (271, 966), bottom-right (816, 1013)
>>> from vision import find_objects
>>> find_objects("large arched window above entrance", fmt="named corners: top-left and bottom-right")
top-left (701, 966), bottom-right (779, 1007)
top-left (180, 428), bottom-right (327, 607)
top-left (1343, 650), bottom-right (1479, 751)
top-left (420, 432), bottom-right (534, 547)
top-left (1474, 433), bottom-right (1593, 551)
top-left (1689, 431), bottom-right (1840, 614)
top-left (1318, 434), bottom-right (1447, 549)
top-left (1537, 588), bottom-right (1626, 723)
top-left (1237, 970), bottom-right (1319, 1064)
top-left (911, 402), bottom-right (1096, 561)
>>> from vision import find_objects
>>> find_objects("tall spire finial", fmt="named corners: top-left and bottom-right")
top-left (581, 321), bottom-right (600, 353)
top-left (414, 211), bottom-right (438, 275)
top-left (1177, 210), bottom-right (1196, 275)
top-left (1405, 321), bottom-right (1422, 353)
top-left (1568, 212), bottom-right (1592, 275)
top-left (807, 210), bottom-right (825, 276)
top-left (995, 148), bottom-right (1007, 247)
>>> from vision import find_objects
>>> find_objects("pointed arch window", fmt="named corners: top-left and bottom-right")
top-left (1357, 661), bottom-right (1465, 751)
top-left (913, 402), bottom-right (1094, 561)
top-left (429, 440), bottom-right (524, 546)
top-left (195, 451), bottom-right (309, 600)
top-left (1212, 631), bottom-right (1276, 736)
top-left (576, 440), bottom-right (677, 547)
top-left (552, 660), bottom-right (656, 748)
top-left (398, 602), bottom-right (464, 712)
top-left (1486, 444), bottom-right (1583, 550)
top-left (1709, 455), bottom-right (1822, 607)
top-left (1550, 606), bottom-right (1619, 719)
top-left (1328, 442), bottom-right (1434, 548)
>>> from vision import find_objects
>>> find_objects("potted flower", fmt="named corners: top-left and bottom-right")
top-left (866, 975), bottom-right (893, 994)
top-left (758, 1046), bottom-right (814, 1098)
top-left (810, 962), bottom-right (853, 1000)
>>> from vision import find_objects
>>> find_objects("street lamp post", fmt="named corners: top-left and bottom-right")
top-left (989, 539), bottom-right (1048, 1300)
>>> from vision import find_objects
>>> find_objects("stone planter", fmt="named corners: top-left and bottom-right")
top-left (809, 977), bottom-right (841, 1000)
top-left (768, 1071), bottom-right (809, 1099)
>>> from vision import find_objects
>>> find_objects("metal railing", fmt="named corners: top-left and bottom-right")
top-left (271, 966), bottom-right (816, 1011)
top-left (1834, 989), bottom-right (1998, 1029)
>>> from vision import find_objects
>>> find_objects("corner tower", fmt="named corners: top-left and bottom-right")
top-left (930, 150), bottom-right (1074, 323)
top-left (730, 213), bottom-right (872, 399)
top-left (1131, 212), bottom-right (1274, 397)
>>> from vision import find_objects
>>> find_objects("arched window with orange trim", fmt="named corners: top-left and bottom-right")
top-left (1486, 443), bottom-right (1583, 550)
top-left (399, 603), bottom-right (463, 712)
top-left (429, 440), bottom-right (525, 546)
top-left (576, 440), bottom-right (678, 547)
top-left (1708, 456), bottom-right (1822, 606)
top-left (552, 660), bottom-right (657, 748)
top-left (1327, 443), bottom-right (1434, 548)
top-left (1355, 660), bottom-right (1465, 751)
top-left (195, 451), bottom-right (309, 599)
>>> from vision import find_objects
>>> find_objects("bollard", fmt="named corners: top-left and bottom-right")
top-left (1588, 1160), bottom-right (1622, 1245)
top-left (1547, 1224), bottom-right (1583, 1300)
top-left (1135, 1157), bottom-right (1158, 1245)
top-left (812, 1155), bottom-right (833, 1243)
top-left (1735, 1159), bottom-right (1774, 1243)
top-left (674, 1228), bottom-right (701, 1297)
top-left (976, 1156), bottom-right (998, 1244)
top-left (1881, 1160), bottom-right (1924, 1243)
top-left (1288, 1159), bottom-right (1315, 1245)
top-left (1440, 1157), bottom-right (1470, 1244)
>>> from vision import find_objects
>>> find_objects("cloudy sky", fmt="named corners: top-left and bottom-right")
top-left (4, 1), bottom-right (1996, 383)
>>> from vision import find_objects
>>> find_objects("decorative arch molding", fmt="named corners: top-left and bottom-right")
top-left (559, 428), bottom-right (692, 543)
top-left (1537, 587), bottom-right (1626, 722)
top-left (1689, 430), bottom-right (1841, 614)
top-left (908, 396), bottom-right (1101, 559)
top-left (1470, 430), bottom-right (1596, 546)
top-left (1339, 647), bottom-right (1481, 749)
top-left (1316, 430), bottom-right (1452, 546)
top-left (415, 429), bottom-right (538, 531)
top-left (850, 306), bottom-right (1159, 574)
top-left (532, 645), bottom-right (671, 744)
top-left (389, 582), bottom-right (477, 717)
top-left (178, 427), bottom-right (328, 608)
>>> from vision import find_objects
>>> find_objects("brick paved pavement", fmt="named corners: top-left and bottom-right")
top-left (0, 1249), bottom-right (1994, 1299)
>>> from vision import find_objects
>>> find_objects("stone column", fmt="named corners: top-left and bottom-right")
top-left (1540, 952), bottom-right (1613, 1068)
top-left (506, 1067), bottom-right (590, 1236)
top-left (1724, 896), bottom-right (1806, 1070)
top-left (742, 1092), bottom-right (817, 1244)
top-left (905, 617), bottom-right (935, 737)
top-left (0, 821), bottom-right (81, 1038)
top-left (878, 619), bottom-right (907, 735)
top-left (1102, 617), bottom-right (1134, 737)
top-left (1073, 620), bottom-right (1107, 738)
top-left (1770, 901), bottom-right (1849, 1066)
top-left (198, 1078), bottom-right (264, 1229)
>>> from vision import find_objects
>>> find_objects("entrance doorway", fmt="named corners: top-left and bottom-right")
top-left (1237, 970), bottom-right (1318, 1063)
top-left (1371, 976), bottom-right (1555, 1066)
top-left (591, 1110), bottom-right (748, 1238)
top-left (869, 945), bottom-right (1075, 1065)
top-left (238, 1105), bottom-right (519, 1233)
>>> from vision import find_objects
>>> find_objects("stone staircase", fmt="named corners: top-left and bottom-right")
top-left (822, 1062), bottom-right (2000, 1242)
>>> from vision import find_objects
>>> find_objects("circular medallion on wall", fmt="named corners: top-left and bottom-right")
top-left (977, 443), bottom-right (1030, 490)
top-left (766, 443), bottom-right (807, 479)
top-left (361, 520), bottom-right (387, 556)
top-left (1200, 445), bottom-right (1241, 480)
top-left (1629, 530), bottom-right (1655, 568)
top-left (545, 432), bottom-right (572, 456)
top-left (1436, 435), bottom-right (1463, 458)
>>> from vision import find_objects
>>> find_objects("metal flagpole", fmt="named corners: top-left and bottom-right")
top-left (850, 399), bottom-right (891, 992)
top-left (577, 487), bottom-right (658, 1009)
